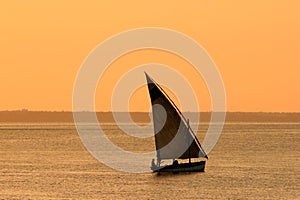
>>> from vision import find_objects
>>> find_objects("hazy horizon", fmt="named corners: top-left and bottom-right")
top-left (1, 110), bottom-right (300, 123)
top-left (1, 109), bottom-right (300, 113)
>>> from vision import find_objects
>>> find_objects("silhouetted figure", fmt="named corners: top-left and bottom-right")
top-left (172, 160), bottom-right (178, 166)
top-left (151, 159), bottom-right (156, 168)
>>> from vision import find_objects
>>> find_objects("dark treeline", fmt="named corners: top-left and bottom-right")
top-left (0, 111), bottom-right (300, 123)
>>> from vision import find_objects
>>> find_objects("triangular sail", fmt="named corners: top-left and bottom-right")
top-left (145, 73), bottom-right (208, 161)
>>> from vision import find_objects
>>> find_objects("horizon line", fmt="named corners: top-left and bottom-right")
top-left (1, 109), bottom-right (300, 114)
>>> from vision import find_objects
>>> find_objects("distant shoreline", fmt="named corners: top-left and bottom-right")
top-left (0, 111), bottom-right (300, 123)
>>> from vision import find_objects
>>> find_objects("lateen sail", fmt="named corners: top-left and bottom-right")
top-left (145, 73), bottom-right (208, 161)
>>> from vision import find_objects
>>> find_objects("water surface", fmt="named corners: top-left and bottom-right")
top-left (0, 123), bottom-right (299, 199)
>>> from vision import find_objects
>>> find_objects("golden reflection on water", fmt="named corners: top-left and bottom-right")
top-left (0, 123), bottom-right (299, 199)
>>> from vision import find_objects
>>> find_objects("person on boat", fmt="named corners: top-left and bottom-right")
top-left (151, 159), bottom-right (156, 168)
top-left (172, 159), bottom-right (178, 166)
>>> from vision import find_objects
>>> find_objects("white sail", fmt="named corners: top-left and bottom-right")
top-left (146, 73), bottom-right (207, 161)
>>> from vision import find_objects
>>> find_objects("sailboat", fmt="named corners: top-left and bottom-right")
top-left (145, 73), bottom-right (208, 173)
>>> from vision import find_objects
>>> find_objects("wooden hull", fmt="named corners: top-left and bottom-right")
top-left (151, 161), bottom-right (206, 173)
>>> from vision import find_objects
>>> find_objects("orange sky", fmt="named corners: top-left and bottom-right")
top-left (1, 1), bottom-right (299, 112)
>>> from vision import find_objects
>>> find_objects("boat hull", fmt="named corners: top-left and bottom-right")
top-left (151, 161), bottom-right (206, 173)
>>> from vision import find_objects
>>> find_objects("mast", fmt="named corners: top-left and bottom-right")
top-left (187, 119), bottom-right (191, 164)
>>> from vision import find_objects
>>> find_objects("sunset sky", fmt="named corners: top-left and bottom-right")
top-left (1, 1), bottom-right (299, 112)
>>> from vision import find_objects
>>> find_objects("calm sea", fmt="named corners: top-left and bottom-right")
top-left (0, 123), bottom-right (299, 199)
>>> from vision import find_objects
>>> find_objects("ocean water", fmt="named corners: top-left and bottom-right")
top-left (0, 123), bottom-right (299, 199)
